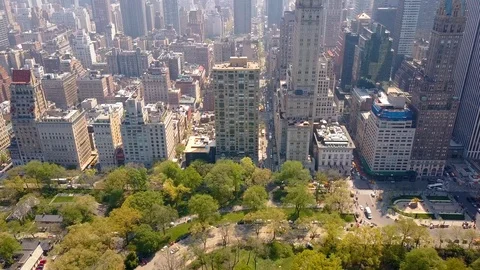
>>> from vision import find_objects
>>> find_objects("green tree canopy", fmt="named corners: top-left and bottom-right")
top-left (242, 185), bottom-right (268, 210)
top-left (152, 160), bottom-right (182, 181)
top-left (400, 248), bottom-right (446, 270)
top-left (284, 185), bottom-right (315, 218)
top-left (0, 232), bottom-right (21, 265)
top-left (292, 250), bottom-right (342, 270)
top-left (274, 161), bottom-right (311, 186)
top-left (131, 224), bottom-right (168, 257)
top-left (205, 160), bottom-right (245, 205)
top-left (188, 194), bottom-right (219, 224)
top-left (60, 195), bottom-right (97, 226)
top-left (122, 190), bottom-right (164, 215)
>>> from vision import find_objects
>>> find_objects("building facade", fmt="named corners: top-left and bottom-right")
top-left (42, 73), bottom-right (78, 109)
top-left (452, 1), bottom-right (480, 159)
top-left (92, 0), bottom-right (112, 33)
top-left (409, 0), bottom-right (465, 177)
top-left (91, 103), bottom-right (123, 169)
top-left (142, 62), bottom-right (171, 104)
top-left (233, 0), bottom-right (252, 35)
top-left (213, 57), bottom-right (260, 162)
top-left (120, 0), bottom-right (148, 38)
top-left (393, 0), bottom-right (421, 56)
top-left (37, 110), bottom-right (92, 170)
top-left (10, 70), bottom-right (47, 165)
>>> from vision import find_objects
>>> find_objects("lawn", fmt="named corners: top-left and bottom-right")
top-left (426, 196), bottom-right (451, 201)
top-left (219, 211), bottom-right (249, 224)
top-left (439, 213), bottom-right (465, 220)
top-left (165, 222), bottom-right (191, 242)
top-left (238, 250), bottom-right (294, 270)
top-left (51, 195), bottom-right (75, 203)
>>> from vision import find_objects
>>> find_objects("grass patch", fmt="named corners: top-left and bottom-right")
top-left (439, 213), bottom-right (465, 220)
top-left (219, 211), bottom-right (249, 223)
top-left (390, 195), bottom-right (422, 204)
top-left (426, 196), bottom-right (450, 201)
top-left (165, 222), bottom-right (191, 242)
top-left (52, 195), bottom-right (75, 203)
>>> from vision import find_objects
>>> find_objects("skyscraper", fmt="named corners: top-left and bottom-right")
top-left (120, 0), bottom-right (148, 38)
top-left (213, 57), bottom-right (260, 162)
top-left (71, 30), bottom-right (97, 69)
top-left (415, 0), bottom-right (440, 40)
top-left (393, 0), bottom-right (421, 56)
top-left (267, 0), bottom-right (283, 27)
top-left (10, 70), bottom-right (48, 165)
top-left (452, 2), bottom-right (480, 159)
top-left (0, 11), bottom-right (8, 50)
top-left (92, 0), bottom-right (112, 33)
top-left (409, 0), bottom-right (465, 177)
top-left (234, 0), bottom-right (251, 35)
top-left (324, 0), bottom-right (344, 50)
top-left (163, 0), bottom-right (180, 33)
top-left (277, 10), bottom-right (295, 80)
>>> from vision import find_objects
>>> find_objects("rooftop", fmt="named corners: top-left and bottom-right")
top-left (185, 136), bottom-right (215, 154)
top-left (12, 70), bottom-right (32, 84)
top-left (213, 57), bottom-right (259, 70)
top-left (315, 122), bottom-right (355, 149)
top-left (35, 214), bottom-right (63, 223)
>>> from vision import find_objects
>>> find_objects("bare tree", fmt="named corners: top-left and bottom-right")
top-left (220, 223), bottom-right (231, 247)
top-left (157, 251), bottom-right (186, 270)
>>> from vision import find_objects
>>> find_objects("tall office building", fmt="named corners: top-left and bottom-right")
top-left (324, 0), bottom-right (344, 50)
top-left (267, 0), bottom-right (283, 27)
top-left (213, 57), bottom-right (260, 162)
top-left (10, 70), bottom-right (48, 165)
top-left (37, 110), bottom-right (92, 170)
top-left (163, 0), bottom-right (180, 33)
top-left (409, 0), bottom-right (465, 177)
top-left (393, 0), bottom-right (421, 56)
top-left (356, 89), bottom-right (415, 174)
top-left (452, 2), bottom-right (480, 159)
top-left (0, 11), bottom-right (7, 50)
top-left (352, 22), bottom-right (393, 84)
top-left (277, 10), bottom-right (295, 80)
top-left (233, 0), bottom-right (251, 35)
top-left (339, 31), bottom-right (359, 90)
top-left (121, 98), bottom-right (177, 167)
top-left (415, 0), bottom-right (440, 40)
top-left (120, 0), bottom-right (148, 38)
top-left (71, 30), bottom-right (97, 69)
top-left (275, 0), bottom-right (327, 166)
top-left (91, 103), bottom-right (124, 169)
top-left (77, 71), bottom-right (114, 104)
top-left (92, 0), bottom-right (112, 33)
top-left (354, 0), bottom-right (373, 17)
top-left (142, 61), bottom-right (172, 104)
top-left (42, 73), bottom-right (78, 109)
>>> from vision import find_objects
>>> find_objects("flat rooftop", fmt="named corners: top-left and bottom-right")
top-left (315, 123), bottom-right (355, 149)
top-left (185, 136), bottom-right (215, 153)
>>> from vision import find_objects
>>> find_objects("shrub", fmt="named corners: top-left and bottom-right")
top-left (269, 241), bottom-right (294, 260)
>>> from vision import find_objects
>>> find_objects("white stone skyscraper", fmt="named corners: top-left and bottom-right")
top-left (71, 30), bottom-right (97, 69)
top-left (393, 0), bottom-right (421, 56)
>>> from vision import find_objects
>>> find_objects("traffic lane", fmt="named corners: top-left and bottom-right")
top-left (355, 192), bottom-right (394, 226)
top-left (451, 192), bottom-right (478, 220)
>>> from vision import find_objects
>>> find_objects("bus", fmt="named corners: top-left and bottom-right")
top-left (427, 183), bottom-right (443, 190)
top-left (364, 207), bottom-right (372, 219)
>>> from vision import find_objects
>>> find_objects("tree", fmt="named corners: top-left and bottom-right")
top-left (60, 195), bottom-right (97, 226)
top-left (188, 194), bottom-right (219, 224)
top-left (147, 204), bottom-right (178, 234)
top-left (284, 185), bottom-right (315, 218)
top-left (175, 144), bottom-right (186, 159)
top-left (24, 161), bottom-right (65, 186)
top-left (337, 226), bottom-right (384, 270)
top-left (400, 248), bottom-right (446, 270)
top-left (249, 168), bottom-right (272, 187)
top-left (109, 206), bottom-right (142, 244)
top-left (125, 166), bottom-right (148, 191)
top-left (205, 160), bottom-right (245, 204)
top-left (163, 178), bottom-right (191, 207)
top-left (189, 160), bottom-right (214, 177)
top-left (292, 250), bottom-right (342, 270)
top-left (177, 166), bottom-right (203, 190)
top-left (323, 180), bottom-right (352, 214)
top-left (122, 190), bottom-right (164, 215)
top-left (445, 258), bottom-right (467, 270)
top-left (124, 252), bottom-right (139, 270)
top-left (104, 167), bottom-right (129, 191)
top-left (470, 258), bottom-right (480, 270)
top-left (92, 249), bottom-right (124, 270)
top-left (245, 208), bottom-right (287, 241)
top-left (274, 161), bottom-right (311, 186)
top-left (153, 160), bottom-right (182, 181)
top-left (240, 157), bottom-right (256, 182)
top-left (242, 185), bottom-right (268, 210)
top-left (132, 224), bottom-right (168, 258)
top-left (394, 217), bottom-right (431, 248)
top-left (0, 233), bottom-right (21, 265)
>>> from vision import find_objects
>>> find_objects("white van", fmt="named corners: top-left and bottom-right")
top-left (427, 183), bottom-right (443, 190)
top-left (364, 207), bottom-right (372, 219)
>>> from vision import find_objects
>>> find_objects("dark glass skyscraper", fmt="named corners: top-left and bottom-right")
top-left (120, 0), bottom-right (148, 38)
